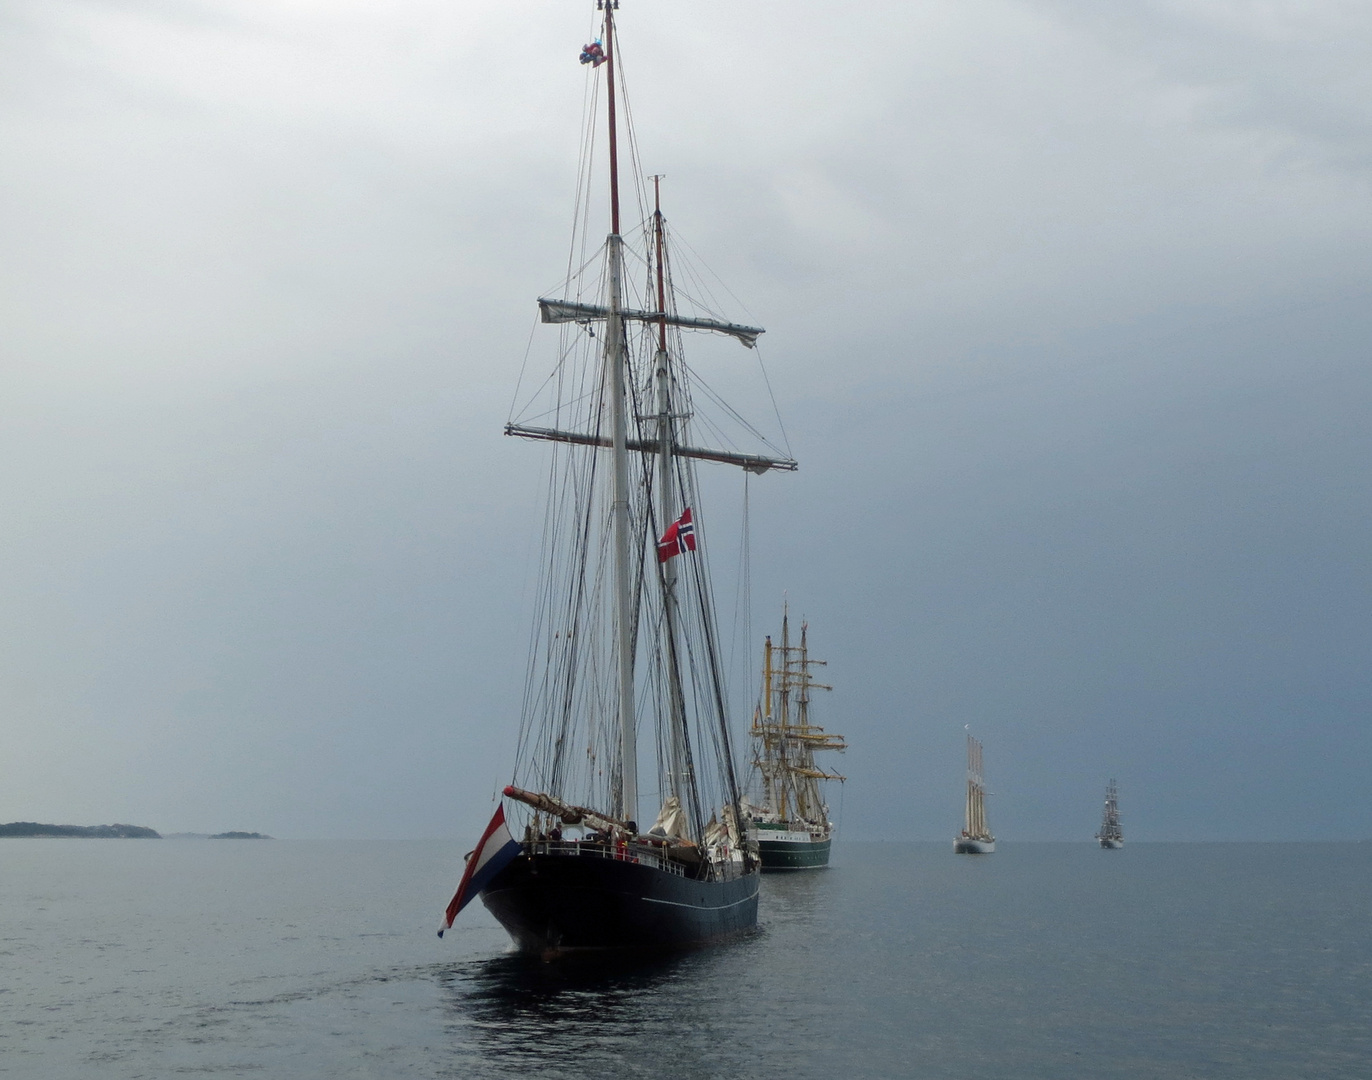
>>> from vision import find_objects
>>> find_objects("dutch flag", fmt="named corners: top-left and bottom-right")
top-left (438, 804), bottom-right (521, 937)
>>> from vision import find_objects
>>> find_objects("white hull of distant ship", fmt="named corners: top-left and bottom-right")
top-left (1096, 779), bottom-right (1124, 849)
top-left (954, 730), bottom-right (995, 854)
top-left (439, 0), bottom-right (797, 955)
top-left (745, 608), bottom-right (845, 871)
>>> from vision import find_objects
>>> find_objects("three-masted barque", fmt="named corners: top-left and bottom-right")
top-left (744, 608), bottom-right (846, 871)
top-left (954, 729), bottom-right (995, 854)
top-left (1095, 778), bottom-right (1123, 849)
top-left (439, 0), bottom-right (796, 955)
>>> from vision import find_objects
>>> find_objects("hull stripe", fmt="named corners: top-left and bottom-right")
top-left (642, 889), bottom-right (759, 911)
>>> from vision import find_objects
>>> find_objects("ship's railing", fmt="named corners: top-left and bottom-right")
top-left (708, 857), bottom-right (753, 882)
top-left (522, 839), bottom-right (687, 878)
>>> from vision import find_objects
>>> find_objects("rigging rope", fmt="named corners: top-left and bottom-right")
top-left (504, 16), bottom-right (785, 849)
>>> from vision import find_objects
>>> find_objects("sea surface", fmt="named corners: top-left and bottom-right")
top-left (1, 839), bottom-right (1367, 1078)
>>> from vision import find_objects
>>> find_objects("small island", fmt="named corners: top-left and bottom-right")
top-left (0, 821), bottom-right (161, 839)
top-left (209, 831), bottom-right (272, 839)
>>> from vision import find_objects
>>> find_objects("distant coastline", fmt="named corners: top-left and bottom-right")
top-left (209, 831), bottom-right (272, 839)
top-left (0, 821), bottom-right (161, 839)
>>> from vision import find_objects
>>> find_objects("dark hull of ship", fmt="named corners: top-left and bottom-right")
top-left (953, 837), bottom-right (995, 854)
top-left (757, 835), bottom-right (831, 871)
top-left (1098, 837), bottom-right (1123, 849)
top-left (481, 847), bottom-right (759, 955)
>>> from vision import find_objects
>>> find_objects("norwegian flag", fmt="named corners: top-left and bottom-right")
top-left (657, 507), bottom-right (697, 563)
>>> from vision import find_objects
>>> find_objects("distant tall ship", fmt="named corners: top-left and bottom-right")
top-left (743, 608), bottom-right (846, 871)
top-left (1095, 779), bottom-right (1123, 849)
top-left (954, 729), bottom-right (995, 854)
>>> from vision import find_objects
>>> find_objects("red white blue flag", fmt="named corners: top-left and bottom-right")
top-left (438, 804), bottom-right (520, 937)
top-left (656, 507), bottom-right (696, 563)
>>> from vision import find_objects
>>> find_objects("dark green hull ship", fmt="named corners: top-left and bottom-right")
top-left (755, 829), bottom-right (832, 871)
top-left (745, 610), bottom-right (845, 873)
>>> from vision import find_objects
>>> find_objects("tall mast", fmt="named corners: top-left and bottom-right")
top-left (603, 0), bottom-right (636, 824)
top-left (964, 730), bottom-right (972, 834)
top-left (794, 621), bottom-right (812, 820)
top-left (778, 605), bottom-right (792, 822)
top-left (975, 738), bottom-right (984, 835)
top-left (761, 634), bottom-right (777, 814)
top-left (604, 2), bottom-right (622, 237)
top-left (652, 176), bottom-right (690, 811)
top-left (652, 176), bottom-right (668, 354)
top-left (965, 728), bottom-right (979, 835)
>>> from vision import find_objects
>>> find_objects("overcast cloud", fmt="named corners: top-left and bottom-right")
top-left (0, 0), bottom-right (1368, 840)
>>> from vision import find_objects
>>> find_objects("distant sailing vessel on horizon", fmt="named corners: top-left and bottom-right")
top-left (743, 607), bottom-right (846, 871)
top-left (1096, 779), bottom-right (1123, 849)
top-left (954, 729), bottom-right (995, 854)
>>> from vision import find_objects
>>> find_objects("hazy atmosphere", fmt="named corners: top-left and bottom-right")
top-left (1, 0), bottom-right (1368, 842)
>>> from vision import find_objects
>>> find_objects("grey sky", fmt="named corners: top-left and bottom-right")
top-left (1, 1), bottom-right (1368, 840)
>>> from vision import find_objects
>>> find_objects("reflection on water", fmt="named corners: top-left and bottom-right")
top-left (445, 950), bottom-right (685, 1029)
top-left (437, 927), bottom-right (776, 1077)
top-left (435, 874), bottom-right (850, 1078)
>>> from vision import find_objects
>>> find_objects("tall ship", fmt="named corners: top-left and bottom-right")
top-left (438, 0), bottom-right (796, 955)
top-left (744, 608), bottom-right (846, 870)
top-left (954, 729), bottom-right (995, 854)
top-left (1095, 779), bottom-right (1123, 848)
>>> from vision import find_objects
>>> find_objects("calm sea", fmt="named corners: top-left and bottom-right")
top-left (1, 839), bottom-right (1367, 1078)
